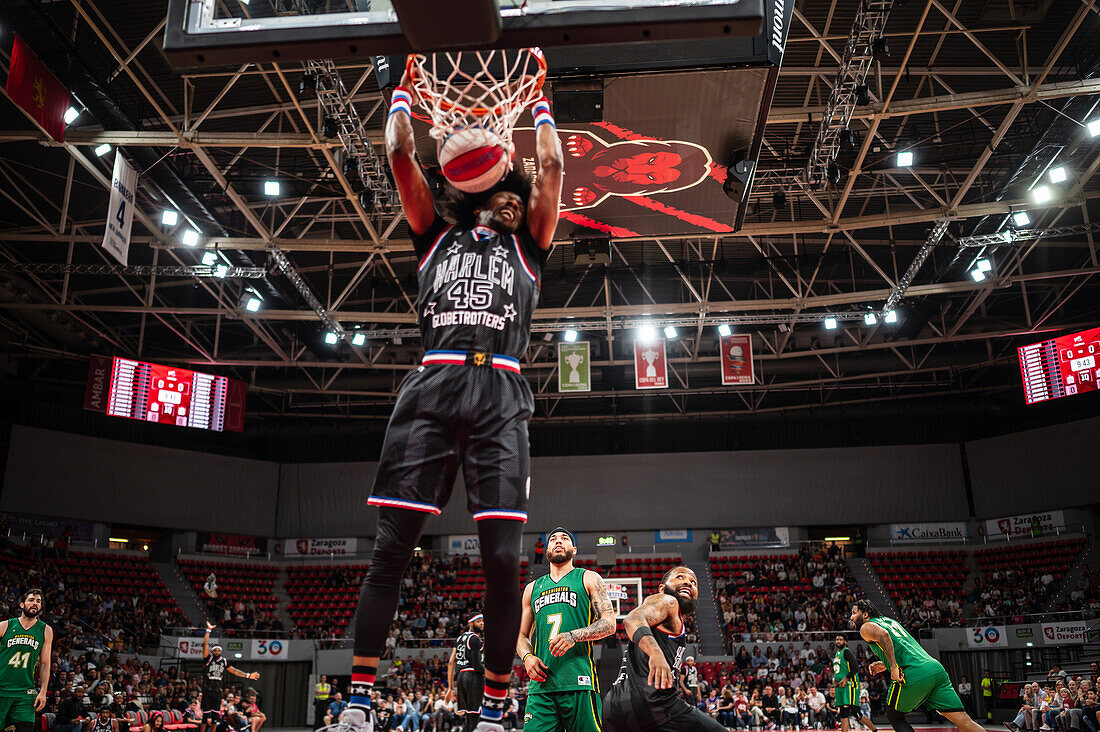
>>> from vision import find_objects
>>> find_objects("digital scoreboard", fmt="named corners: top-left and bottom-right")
top-left (1018, 327), bottom-right (1100, 405)
top-left (84, 354), bottom-right (246, 432)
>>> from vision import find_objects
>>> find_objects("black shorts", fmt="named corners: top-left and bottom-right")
top-left (603, 685), bottom-right (725, 732)
top-left (202, 710), bottom-right (222, 724)
top-left (368, 364), bottom-right (533, 521)
top-left (838, 705), bottom-right (862, 719)
top-left (456, 670), bottom-right (484, 714)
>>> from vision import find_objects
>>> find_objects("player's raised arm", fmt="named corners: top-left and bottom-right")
top-left (386, 66), bottom-right (436, 235)
top-left (202, 621), bottom-right (214, 659)
top-left (525, 96), bottom-right (564, 251)
top-left (547, 570), bottom-right (617, 657)
top-left (516, 582), bottom-right (549, 682)
top-left (623, 594), bottom-right (679, 690)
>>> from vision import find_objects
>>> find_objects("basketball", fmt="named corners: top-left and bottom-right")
top-left (437, 126), bottom-right (511, 193)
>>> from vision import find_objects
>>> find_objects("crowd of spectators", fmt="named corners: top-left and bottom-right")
top-left (0, 550), bottom-right (184, 655)
top-left (895, 594), bottom-right (965, 632)
top-left (717, 544), bottom-right (864, 648)
top-left (1059, 568), bottom-right (1100, 616)
top-left (971, 569), bottom-right (1059, 623)
top-left (1007, 664), bottom-right (1100, 732)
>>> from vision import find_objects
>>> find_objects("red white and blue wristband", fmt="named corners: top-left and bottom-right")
top-left (532, 97), bottom-right (554, 130)
top-left (389, 87), bottom-right (412, 119)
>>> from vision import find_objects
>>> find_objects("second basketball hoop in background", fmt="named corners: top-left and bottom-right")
top-left (437, 126), bottom-right (511, 193)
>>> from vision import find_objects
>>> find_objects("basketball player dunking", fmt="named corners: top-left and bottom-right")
top-left (332, 65), bottom-right (563, 732)
top-left (602, 567), bottom-right (723, 732)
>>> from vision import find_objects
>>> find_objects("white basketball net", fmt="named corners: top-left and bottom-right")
top-left (407, 48), bottom-right (548, 149)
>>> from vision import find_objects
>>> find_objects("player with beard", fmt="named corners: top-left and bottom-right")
top-left (834, 634), bottom-right (876, 732)
top-left (446, 614), bottom-right (485, 732)
top-left (201, 622), bottom-right (260, 732)
top-left (0, 589), bottom-right (51, 732)
top-left (852, 600), bottom-right (982, 732)
top-left (332, 64), bottom-right (563, 732)
top-left (603, 567), bottom-right (721, 732)
top-left (517, 528), bottom-right (617, 732)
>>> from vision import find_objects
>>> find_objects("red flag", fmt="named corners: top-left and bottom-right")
top-left (5, 35), bottom-right (69, 142)
top-left (633, 338), bottom-right (668, 389)
top-left (720, 334), bottom-right (754, 385)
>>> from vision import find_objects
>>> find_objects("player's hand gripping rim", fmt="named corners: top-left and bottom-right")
top-left (523, 652), bottom-right (551, 683)
top-left (646, 654), bottom-right (674, 690)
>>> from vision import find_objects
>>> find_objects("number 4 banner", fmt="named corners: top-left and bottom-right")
top-left (102, 153), bottom-right (137, 265)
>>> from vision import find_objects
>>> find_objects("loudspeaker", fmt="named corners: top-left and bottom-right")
top-left (722, 158), bottom-right (756, 202)
top-left (373, 55), bottom-right (403, 91)
top-left (553, 89), bottom-right (604, 123)
top-left (573, 238), bottom-right (611, 265)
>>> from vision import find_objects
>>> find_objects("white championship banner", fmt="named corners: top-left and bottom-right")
top-left (102, 153), bottom-right (137, 265)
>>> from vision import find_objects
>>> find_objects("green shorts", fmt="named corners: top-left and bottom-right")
top-left (886, 666), bottom-right (964, 714)
top-left (523, 690), bottom-right (603, 732)
top-left (0, 693), bottom-right (36, 725)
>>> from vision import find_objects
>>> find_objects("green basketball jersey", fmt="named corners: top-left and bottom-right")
top-left (0, 618), bottom-right (45, 696)
top-left (528, 567), bottom-right (598, 695)
top-left (866, 616), bottom-right (942, 680)
top-left (833, 647), bottom-right (860, 706)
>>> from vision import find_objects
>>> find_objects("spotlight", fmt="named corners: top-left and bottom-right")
top-left (94, 143), bottom-right (111, 157)
top-left (827, 161), bottom-right (842, 185)
top-left (351, 332), bottom-right (366, 346)
top-left (1088, 119), bottom-right (1100, 137)
top-left (563, 329), bottom-right (579, 342)
top-left (322, 116), bottom-right (338, 139)
top-left (181, 229), bottom-right (201, 247)
top-left (664, 325), bottom-right (678, 339)
top-left (717, 324), bottom-right (732, 337)
top-left (1048, 166), bottom-right (1067, 184)
top-left (883, 310), bottom-right (898, 324)
top-left (161, 210), bottom-right (179, 227)
top-left (201, 251), bottom-right (217, 265)
top-left (64, 107), bottom-right (80, 125)
top-left (772, 189), bottom-right (787, 208)
top-left (863, 312), bottom-right (877, 326)
top-left (855, 84), bottom-right (870, 106)
top-left (824, 317), bottom-right (838, 330)
top-left (976, 258), bottom-right (992, 273)
top-left (1012, 211), bottom-right (1031, 227)
top-left (324, 332), bottom-right (339, 345)
top-left (839, 129), bottom-right (858, 151)
top-left (1000, 230), bottom-right (1014, 243)
top-left (263, 180), bottom-right (280, 197)
top-left (299, 72), bottom-right (317, 98)
top-left (896, 151), bottom-right (914, 167)
top-left (970, 268), bottom-right (986, 282)
top-left (637, 324), bottom-right (658, 344)
top-left (1031, 185), bottom-right (1052, 204)
top-left (872, 35), bottom-right (890, 63)
top-left (214, 264), bottom-right (229, 278)
top-left (245, 297), bottom-right (262, 312)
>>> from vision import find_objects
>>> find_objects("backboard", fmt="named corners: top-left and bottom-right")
top-left (606, 577), bottom-right (644, 621)
top-left (164, 0), bottom-right (765, 69)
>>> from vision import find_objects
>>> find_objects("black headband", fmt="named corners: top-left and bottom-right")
top-left (547, 527), bottom-right (575, 543)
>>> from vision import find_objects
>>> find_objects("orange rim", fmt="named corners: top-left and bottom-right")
top-left (407, 48), bottom-right (547, 119)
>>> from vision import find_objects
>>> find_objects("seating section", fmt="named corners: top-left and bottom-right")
top-left (285, 563), bottom-right (369, 632)
top-left (0, 549), bottom-right (180, 609)
top-left (179, 558), bottom-right (280, 615)
top-left (711, 550), bottom-right (862, 651)
top-left (975, 536), bottom-right (1086, 579)
top-left (122, 710), bottom-right (196, 732)
top-left (869, 550), bottom-right (968, 629)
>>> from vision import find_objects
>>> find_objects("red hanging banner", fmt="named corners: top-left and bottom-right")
top-left (634, 338), bottom-right (668, 389)
top-left (5, 35), bottom-right (69, 142)
top-left (720, 334), bottom-right (754, 385)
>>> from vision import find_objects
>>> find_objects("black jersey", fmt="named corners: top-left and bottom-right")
top-left (203, 655), bottom-right (228, 696)
top-left (454, 630), bottom-right (484, 674)
top-left (414, 216), bottom-right (546, 360)
top-left (605, 616), bottom-right (689, 726)
top-left (91, 719), bottom-right (114, 732)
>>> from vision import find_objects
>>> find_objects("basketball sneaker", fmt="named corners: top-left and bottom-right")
top-left (474, 722), bottom-right (505, 732)
top-left (318, 707), bottom-right (372, 732)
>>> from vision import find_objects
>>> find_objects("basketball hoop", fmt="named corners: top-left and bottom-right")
top-left (406, 47), bottom-right (548, 148)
